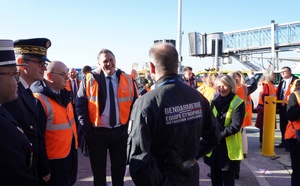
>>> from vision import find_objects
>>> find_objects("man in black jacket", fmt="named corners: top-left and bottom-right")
top-left (2, 38), bottom-right (51, 183)
top-left (276, 66), bottom-right (298, 148)
top-left (127, 42), bottom-right (220, 186)
top-left (0, 39), bottom-right (39, 185)
top-left (76, 49), bottom-right (138, 186)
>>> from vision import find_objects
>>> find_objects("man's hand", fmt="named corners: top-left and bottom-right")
top-left (43, 173), bottom-right (51, 182)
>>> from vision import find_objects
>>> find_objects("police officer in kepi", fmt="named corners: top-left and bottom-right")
top-left (127, 42), bottom-right (220, 186)
top-left (0, 39), bottom-right (39, 186)
top-left (2, 38), bottom-right (52, 184)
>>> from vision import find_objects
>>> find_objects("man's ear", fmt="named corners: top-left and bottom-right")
top-left (150, 62), bottom-right (155, 74)
top-left (17, 58), bottom-right (27, 70)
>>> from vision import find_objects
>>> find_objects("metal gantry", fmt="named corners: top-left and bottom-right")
top-left (223, 20), bottom-right (300, 53)
top-left (188, 20), bottom-right (300, 70)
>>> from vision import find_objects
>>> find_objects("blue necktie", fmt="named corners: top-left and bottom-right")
top-left (280, 81), bottom-right (286, 100)
top-left (73, 79), bottom-right (78, 104)
top-left (107, 77), bottom-right (116, 128)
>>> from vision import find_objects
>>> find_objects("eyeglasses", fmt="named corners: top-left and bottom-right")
top-left (280, 70), bottom-right (289, 74)
top-left (26, 59), bottom-right (48, 68)
top-left (0, 71), bottom-right (21, 81)
top-left (50, 72), bottom-right (68, 78)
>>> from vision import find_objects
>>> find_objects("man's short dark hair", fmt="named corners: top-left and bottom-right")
top-left (97, 49), bottom-right (115, 60)
top-left (281, 66), bottom-right (291, 72)
top-left (82, 65), bottom-right (92, 74)
top-left (184, 66), bottom-right (192, 72)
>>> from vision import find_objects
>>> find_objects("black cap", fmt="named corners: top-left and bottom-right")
top-left (14, 38), bottom-right (51, 62)
top-left (0, 39), bottom-right (27, 67)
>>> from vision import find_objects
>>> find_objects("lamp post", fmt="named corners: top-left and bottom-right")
top-left (177, 0), bottom-right (182, 73)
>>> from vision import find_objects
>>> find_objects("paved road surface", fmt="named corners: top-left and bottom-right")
top-left (74, 114), bottom-right (292, 186)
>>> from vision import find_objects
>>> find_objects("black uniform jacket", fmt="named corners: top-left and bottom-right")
top-left (2, 82), bottom-right (50, 177)
top-left (0, 106), bottom-right (39, 186)
top-left (276, 75), bottom-right (299, 101)
top-left (127, 74), bottom-right (220, 186)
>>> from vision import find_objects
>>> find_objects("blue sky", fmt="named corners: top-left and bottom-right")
top-left (1, 0), bottom-right (300, 73)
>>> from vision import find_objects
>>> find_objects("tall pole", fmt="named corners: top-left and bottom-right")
top-left (271, 20), bottom-right (277, 70)
top-left (177, 0), bottom-right (182, 73)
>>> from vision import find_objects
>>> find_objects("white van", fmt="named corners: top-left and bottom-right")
top-left (250, 69), bottom-right (300, 111)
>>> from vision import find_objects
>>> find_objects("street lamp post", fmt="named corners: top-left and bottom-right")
top-left (177, 0), bottom-right (182, 73)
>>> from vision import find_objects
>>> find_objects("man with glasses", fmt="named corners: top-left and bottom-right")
top-left (31, 61), bottom-right (78, 186)
top-left (276, 66), bottom-right (298, 148)
top-left (2, 38), bottom-right (52, 184)
top-left (0, 39), bottom-right (39, 185)
top-left (66, 68), bottom-right (81, 128)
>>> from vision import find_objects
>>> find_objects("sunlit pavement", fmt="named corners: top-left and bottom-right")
top-left (74, 114), bottom-right (292, 186)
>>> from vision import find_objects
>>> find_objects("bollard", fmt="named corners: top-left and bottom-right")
top-left (261, 96), bottom-right (277, 156)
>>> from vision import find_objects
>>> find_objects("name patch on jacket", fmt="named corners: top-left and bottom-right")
top-left (164, 102), bottom-right (202, 125)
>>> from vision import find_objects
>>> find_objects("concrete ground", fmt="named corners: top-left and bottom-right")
top-left (74, 114), bottom-right (292, 186)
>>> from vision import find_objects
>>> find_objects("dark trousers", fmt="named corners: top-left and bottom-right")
top-left (87, 125), bottom-right (128, 186)
top-left (259, 129), bottom-right (263, 144)
top-left (211, 165), bottom-right (235, 186)
top-left (43, 143), bottom-right (78, 186)
top-left (286, 139), bottom-right (300, 186)
top-left (165, 164), bottom-right (200, 186)
top-left (279, 105), bottom-right (288, 144)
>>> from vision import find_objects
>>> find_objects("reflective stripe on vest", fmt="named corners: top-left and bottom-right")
top-left (208, 95), bottom-right (244, 160)
top-left (285, 91), bottom-right (300, 139)
top-left (85, 72), bottom-right (134, 126)
top-left (34, 93), bottom-right (78, 159)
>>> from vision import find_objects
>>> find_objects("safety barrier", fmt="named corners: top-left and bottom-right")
top-left (261, 96), bottom-right (286, 156)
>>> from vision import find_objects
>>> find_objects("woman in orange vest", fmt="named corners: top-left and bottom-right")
top-left (255, 69), bottom-right (276, 147)
top-left (285, 79), bottom-right (300, 186)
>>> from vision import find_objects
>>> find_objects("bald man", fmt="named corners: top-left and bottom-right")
top-left (31, 61), bottom-right (78, 186)
top-left (127, 42), bottom-right (220, 186)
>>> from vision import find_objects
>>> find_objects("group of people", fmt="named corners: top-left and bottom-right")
top-left (172, 62), bottom-right (300, 186)
top-left (0, 38), bottom-right (81, 186)
top-left (254, 67), bottom-right (300, 186)
top-left (1, 36), bottom-right (299, 186)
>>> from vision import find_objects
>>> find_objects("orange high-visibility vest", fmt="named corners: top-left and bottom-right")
top-left (258, 81), bottom-right (276, 105)
top-left (34, 93), bottom-right (78, 159)
top-left (236, 84), bottom-right (251, 128)
top-left (85, 73), bottom-right (134, 126)
top-left (244, 94), bottom-right (253, 127)
top-left (279, 80), bottom-right (297, 103)
top-left (285, 91), bottom-right (300, 139)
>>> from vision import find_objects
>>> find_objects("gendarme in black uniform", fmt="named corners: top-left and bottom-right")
top-left (127, 74), bottom-right (220, 186)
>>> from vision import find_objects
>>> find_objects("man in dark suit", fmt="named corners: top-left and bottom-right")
top-left (2, 38), bottom-right (52, 184)
top-left (66, 67), bottom-right (81, 128)
top-left (0, 39), bottom-right (39, 185)
top-left (66, 67), bottom-right (81, 107)
top-left (276, 66), bottom-right (299, 148)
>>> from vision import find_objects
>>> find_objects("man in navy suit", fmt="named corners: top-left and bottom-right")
top-left (2, 38), bottom-right (52, 184)
top-left (0, 39), bottom-right (39, 185)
